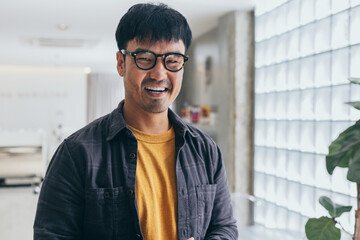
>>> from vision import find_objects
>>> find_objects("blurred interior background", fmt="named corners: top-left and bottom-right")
top-left (1, 0), bottom-right (360, 239)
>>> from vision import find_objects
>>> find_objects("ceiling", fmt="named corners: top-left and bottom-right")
top-left (0, 0), bottom-right (255, 73)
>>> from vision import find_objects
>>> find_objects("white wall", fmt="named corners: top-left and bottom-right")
top-left (0, 65), bottom-right (87, 159)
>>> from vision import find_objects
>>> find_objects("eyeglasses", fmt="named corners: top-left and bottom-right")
top-left (120, 49), bottom-right (189, 72)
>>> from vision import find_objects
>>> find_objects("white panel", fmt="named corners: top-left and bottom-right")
top-left (287, 91), bottom-right (301, 120)
top-left (288, 121), bottom-right (301, 150)
top-left (255, 15), bottom-right (266, 42)
top-left (350, 45), bottom-right (360, 77)
top-left (331, 85), bottom-right (351, 120)
top-left (287, 60), bottom-right (300, 90)
top-left (276, 120), bottom-right (288, 147)
top-left (276, 178), bottom-right (288, 207)
top-left (332, 48), bottom-right (350, 85)
top-left (254, 172), bottom-right (267, 199)
top-left (300, 153), bottom-right (315, 185)
top-left (255, 94), bottom-right (266, 119)
top-left (265, 93), bottom-right (276, 119)
top-left (350, 6), bottom-right (360, 44)
top-left (276, 150), bottom-right (288, 178)
top-left (255, 120), bottom-right (266, 145)
top-left (276, 207), bottom-right (288, 230)
top-left (255, 68), bottom-right (266, 93)
top-left (300, 57), bottom-right (315, 89)
top-left (315, 154), bottom-right (332, 189)
top-left (275, 92), bottom-right (288, 120)
top-left (287, 0), bottom-right (300, 31)
top-left (351, 0), bottom-right (360, 6)
top-left (265, 65), bottom-right (276, 93)
top-left (315, 121), bottom-right (332, 154)
top-left (300, 0), bottom-right (315, 25)
top-left (332, 0), bottom-right (350, 13)
top-left (332, 167), bottom-right (351, 195)
top-left (275, 63), bottom-right (287, 91)
top-left (350, 84), bottom-right (360, 121)
top-left (315, 0), bottom-right (331, 19)
top-left (265, 38), bottom-right (277, 66)
top-left (300, 24), bottom-right (315, 57)
top-left (300, 121), bottom-right (315, 152)
top-left (300, 185), bottom-right (315, 216)
top-left (288, 181), bottom-right (301, 211)
top-left (264, 202), bottom-right (277, 228)
top-left (254, 147), bottom-right (266, 172)
top-left (314, 17), bottom-right (331, 53)
top-left (264, 148), bottom-right (276, 175)
top-left (287, 29), bottom-right (300, 60)
top-left (275, 34), bottom-right (288, 63)
top-left (300, 89), bottom-right (315, 120)
top-left (331, 11), bottom-right (350, 49)
top-left (315, 87), bottom-right (331, 120)
top-left (287, 151), bottom-right (301, 181)
top-left (314, 52), bottom-right (331, 87)
top-left (255, 41), bottom-right (265, 68)
top-left (266, 175), bottom-right (277, 202)
top-left (287, 211), bottom-right (301, 232)
top-left (275, 5), bottom-right (287, 35)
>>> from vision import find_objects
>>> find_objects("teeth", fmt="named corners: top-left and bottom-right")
top-left (145, 87), bottom-right (166, 92)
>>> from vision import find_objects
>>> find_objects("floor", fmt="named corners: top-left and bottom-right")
top-left (0, 186), bottom-right (306, 240)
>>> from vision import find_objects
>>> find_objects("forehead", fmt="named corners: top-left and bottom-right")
top-left (126, 38), bottom-right (186, 54)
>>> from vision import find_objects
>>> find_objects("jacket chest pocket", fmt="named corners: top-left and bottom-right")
top-left (196, 184), bottom-right (217, 238)
top-left (84, 187), bottom-right (132, 240)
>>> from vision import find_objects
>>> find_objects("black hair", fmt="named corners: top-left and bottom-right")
top-left (115, 3), bottom-right (192, 52)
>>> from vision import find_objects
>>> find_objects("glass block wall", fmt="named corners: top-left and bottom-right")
top-left (254, 0), bottom-right (360, 235)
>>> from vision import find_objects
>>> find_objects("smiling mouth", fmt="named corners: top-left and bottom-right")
top-left (144, 86), bottom-right (169, 93)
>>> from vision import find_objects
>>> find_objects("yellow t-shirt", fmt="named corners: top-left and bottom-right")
top-left (128, 125), bottom-right (178, 240)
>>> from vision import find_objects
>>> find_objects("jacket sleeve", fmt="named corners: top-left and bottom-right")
top-left (33, 140), bottom-right (85, 239)
top-left (204, 145), bottom-right (238, 240)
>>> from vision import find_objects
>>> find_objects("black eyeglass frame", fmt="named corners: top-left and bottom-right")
top-left (120, 49), bottom-right (189, 72)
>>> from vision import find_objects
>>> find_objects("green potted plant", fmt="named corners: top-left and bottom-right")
top-left (305, 78), bottom-right (360, 240)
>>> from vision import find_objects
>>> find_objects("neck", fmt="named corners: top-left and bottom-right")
top-left (123, 102), bottom-right (171, 134)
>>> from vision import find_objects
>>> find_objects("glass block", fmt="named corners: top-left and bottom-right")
top-left (275, 120), bottom-right (288, 147)
top-left (255, 15), bottom-right (266, 42)
top-left (288, 151), bottom-right (301, 181)
top-left (265, 38), bottom-right (277, 66)
top-left (300, 23), bottom-right (315, 57)
top-left (315, 188), bottom-right (330, 216)
top-left (265, 93), bottom-right (276, 120)
top-left (315, 121), bottom-right (332, 154)
top-left (264, 147), bottom-right (276, 175)
top-left (275, 93), bottom-right (288, 120)
top-left (300, 185), bottom-right (315, 216)
top-left (300, 56), bottom-right (315, 89)
top-left (288, 121), bottom-right (301, 150)
top-left (350, 83), bottom-right (360, 121)
top-left (287, 211), bottom-right (302, 232)
top-left (288, 181), bottom-right (301, 211)
top-left (255, 68), bottom-right (266, 93)
top-left (276, 178), bottom-right (288, 206)
top-left (352, 0), bottom-right (360, 7)
top-left (300, 0), bottom-right (315, 25)
top-left (332, 167), bottom-right (351, 195)
top-left (314, 17), bottom-right (331, 53)
top-left (264, 202), bottom-right (277, 228)
top-left (254, 202), bottom-right (265, 225)
top-left (350, 45), bottom-right (360, 77)
top-left (332, 48), bottom-right (350, 85)
top-left (331, 121), bottom-right (352, 141)
top-left (264, 65), bottom-right (276, 93)
top-left (287, 29), bottom-right (300, 60)
top-left (288, 91), bottom-right (301, 119)
top-left (300, 153), bottom-right (315, 185)
top-left (315, 87), bottom-right (331, 120)
top-left (265, 11), bottom-right (276, 39)
top-left (255, 94), bottom-right (266, 119)
top-left (275, 34), bottom-right (288, 63)
top-left (266, 174), bottom-right (277, 202)
top-left (331, 85), bottom-right (351, 120)
top-left (275, 5), bottom-right (287, 35)
top-left (331, 11), bottom-right (350, 50)
top-left (254, 172), bottom-right (267, 199)
top-left (287, 0), bottom-right (300, 31)
top-left (276, 149), bottom-right (288, 178)
top-left (300, 89), bottom-right (315, 120)
top-left (254, 146), bottom-right (266, 172)
top-left (332, 0), bottom-right (350, 13)
top-left (315, 0), bottom-right (331, 19)
top-left (300, 121), bottom-right (315, 152)
top-left (314, 52), bottom-right (331, 87)
top-left (315, 154), bottom-right (332, 189)
top-left (287, 60), bottom-right (300, 90)
top-left (276, 207), bottom-right (288, 230)
top-left (255, 120), bottom-right (266, 145)
top-left (255, 41), bottom-right (265, 68)
top-left (350, 6), bottom-right (360, 44)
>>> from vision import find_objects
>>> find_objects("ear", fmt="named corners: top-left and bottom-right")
top-left (116, 51), bottom-right (125, 76)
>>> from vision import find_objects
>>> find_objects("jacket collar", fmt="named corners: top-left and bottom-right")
top-left (106, 100), bottom-right (194, 141)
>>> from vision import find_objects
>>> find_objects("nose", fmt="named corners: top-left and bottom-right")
top-left (148, 57), bottom-right (168, 80)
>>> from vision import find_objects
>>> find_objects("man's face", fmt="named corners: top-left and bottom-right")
top-left (116, 39), bottom-right (186, 114)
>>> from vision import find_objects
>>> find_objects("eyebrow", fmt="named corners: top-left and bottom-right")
top-left (134, 48), bottom-right (184, 54)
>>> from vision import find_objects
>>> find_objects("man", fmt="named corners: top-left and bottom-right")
top-left (34, 3), bottom-right (238, 240)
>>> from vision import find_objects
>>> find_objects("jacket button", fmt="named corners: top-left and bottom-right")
top-left (104, 191), bottom-right (110, 199)
top-left (126, 130), bottom-right (132, 136)
top-left (129, 153), bottom-right (136, 159)
top-left (127, 189), bottom-right (134, 196)
top-left (136, 234), bottom-right (142, 239)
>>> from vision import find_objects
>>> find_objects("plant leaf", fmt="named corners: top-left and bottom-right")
top-left (319, 196), bottom-right (352, 218)
top-left (345, 101), bottom-right (360, 110)
top-left (347, 148), bottom-right (360, 182)
top-left (305, 217), bottom-right (341, 240)
top-left (326, 120), bottom-right (360, 174)
top-left (349, 77), bottom-right (360, 85)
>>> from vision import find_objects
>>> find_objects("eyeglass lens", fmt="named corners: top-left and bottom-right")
top-left (135, 52), bottom-right (185, 71)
